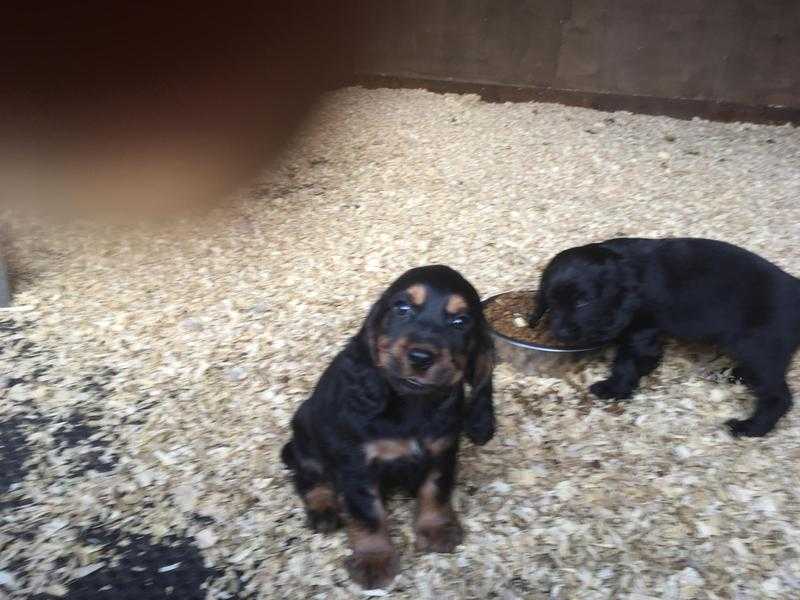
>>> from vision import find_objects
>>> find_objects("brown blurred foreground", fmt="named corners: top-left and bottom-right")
top-left (0, 3), bottom-right (358, 220)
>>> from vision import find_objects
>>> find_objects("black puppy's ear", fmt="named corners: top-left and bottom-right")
top-left (465, 314), bottom-right (495, 445)
top-left (358, 293), bottom-right (388, 366)
top-left (528, 263), bottom-right (551, 326)
top-left (528, 287), bottom-right (548, 327)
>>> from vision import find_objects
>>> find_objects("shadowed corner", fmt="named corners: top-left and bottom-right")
top-left (0, 1), bottom-right (362, 222)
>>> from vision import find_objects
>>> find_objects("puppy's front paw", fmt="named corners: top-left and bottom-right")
top-left (415, 518), bottom-right (464, 553)
top-left (345, 548), bottom-right (399, 589)
top-left (590, 378), bottom-right (632, 400)
top-left (725, 418), bottom-right (772, 438)
top-left (466, 412), bottom-right (495, 446)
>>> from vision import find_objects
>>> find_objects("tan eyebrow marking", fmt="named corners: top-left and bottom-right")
top-left (446, 294), bottom-right (467, 314)
top-left (407, 284), bottom-right (427, 306)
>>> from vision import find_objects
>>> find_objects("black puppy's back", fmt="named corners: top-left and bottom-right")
top-left (541, 236), bottom-right (800, 436)
top-left (604, 238), bottom-right (800, 346)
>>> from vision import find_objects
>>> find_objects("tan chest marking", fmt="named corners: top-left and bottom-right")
top-left (364, 438), bottom-right (423, 462)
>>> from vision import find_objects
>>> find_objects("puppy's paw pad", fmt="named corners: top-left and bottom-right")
top-left (415, 520), bottom-right (464, 554)
top-left (590, 379), bottom-right (632, 400)
top-left (345, 550), bottom-right (399, 589)
top-left (307, 509), bottom-right (342, 533)
top-left (725, 418), bottom-right (770, 438)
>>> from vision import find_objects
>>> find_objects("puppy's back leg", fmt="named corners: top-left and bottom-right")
top-left (284, 440), bottom-right (342, 532)
top-left (341, 477), bottom-right (399, 589)
top-left (726, 379), bottom-right (792, 438)
top-left (726, 346), bottom-right (793, 437)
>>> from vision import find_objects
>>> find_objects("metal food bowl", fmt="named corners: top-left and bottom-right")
top-left (482, 290), bottom-right (606, 376)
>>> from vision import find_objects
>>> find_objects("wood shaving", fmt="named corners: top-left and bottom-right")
top-left (1, 87), bottom-right (800, 599)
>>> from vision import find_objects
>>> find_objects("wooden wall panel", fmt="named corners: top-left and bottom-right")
top-left (357, 0), bottom-right (800, 117)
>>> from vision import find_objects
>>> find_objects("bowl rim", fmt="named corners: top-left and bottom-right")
top-left (481, 289), bottom-right (604, 353)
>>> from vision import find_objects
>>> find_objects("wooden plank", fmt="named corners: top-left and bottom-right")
top-left (357, 0), bottom-right (800, 113)
top-left (361, 1), bottom-right (568, 85)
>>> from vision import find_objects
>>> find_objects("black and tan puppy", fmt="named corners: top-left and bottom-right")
top-left (281, 265), bottom-right (494, 589)
top-left (530, 238), bottom-right (800, 437)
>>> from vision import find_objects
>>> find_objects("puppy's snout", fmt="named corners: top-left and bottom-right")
top-left (407, 347), bottom-right (436, 371)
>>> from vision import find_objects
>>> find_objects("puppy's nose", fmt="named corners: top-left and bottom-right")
top-left (407, 348), bottom-right (435, 371)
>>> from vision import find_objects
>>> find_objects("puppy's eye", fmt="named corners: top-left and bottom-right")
top-left (450, 314), bottom-right (471, 329)
top-left (393, 301), bottom-right (413, 316)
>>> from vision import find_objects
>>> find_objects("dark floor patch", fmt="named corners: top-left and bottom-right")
top-left (0, 319), bottom-right (53, 382)
top-left (78, 369), bottom-right (118, 399)
top-left (5, 376), bottom-right (26, 388)
top-left (0, 417), bottom-right (30, 493)
top-left (0, 323), bottom-right (39, 361)
top-left (0, 318), bottom-right (25, 334)
top-left (31, 366), bottom-right (55, 382)
top-left (123, 389), bottom-right (182, 426)
top-left (55, 412), bottom-right (102, 446)
top-left (192, 514), bottom-right (216, 527)
top-left (53, 526), bottom-right (222, 600)
top-left (0, 495), bottom-right (32, 512)
top-left (14, 340), bottom-right (44, 359)
top-left (52, 412), bottom-right (116, 475)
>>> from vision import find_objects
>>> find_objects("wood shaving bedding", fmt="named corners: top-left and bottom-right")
top-left (1, 87), bottom-right (799, 599)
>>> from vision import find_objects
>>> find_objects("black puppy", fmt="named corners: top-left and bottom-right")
top-left (281, 265), bottom-right (494, 589)
top-left (530, 238), bottom-right (800, 437)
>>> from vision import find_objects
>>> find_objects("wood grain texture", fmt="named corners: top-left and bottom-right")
top-left (357, 0), bottom-right (800, 115)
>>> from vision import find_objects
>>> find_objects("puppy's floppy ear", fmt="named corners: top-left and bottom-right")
top-left (528, 287), bottom-right (548, 326)
top-left (465, 310), bottom-right (495, 445)
top-left (348, 292), bottom-right (394, 419)
top-left (528, 263), bottom-right (552, 326)
top-left (358, 292), bottom-right (389, 366)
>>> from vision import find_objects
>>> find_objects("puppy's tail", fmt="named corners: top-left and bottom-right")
top-left (280, 440), bottom-right (297, 471)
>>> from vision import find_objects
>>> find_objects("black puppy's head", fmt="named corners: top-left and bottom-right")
top-left (531, 244), bottom-right (640, 345)
top-left (360, 265), bottom-right (493, 398)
